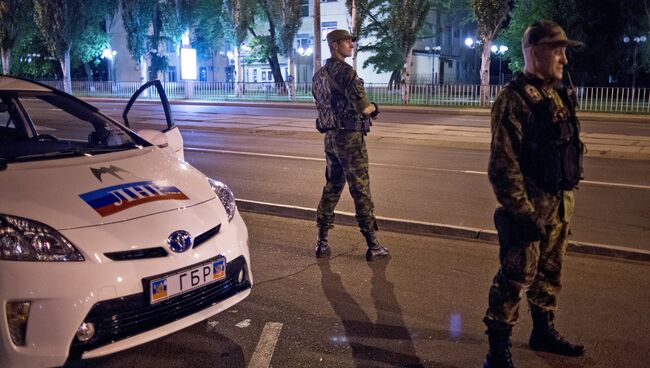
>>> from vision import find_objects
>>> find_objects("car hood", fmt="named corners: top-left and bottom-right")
top-left (0, 147), bottom-right (221, 229)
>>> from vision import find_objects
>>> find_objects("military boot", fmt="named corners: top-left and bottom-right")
top-left (529, 305), bottom-right (585, 356)
top-left (314, 226), bottom-right (331, 258)
top-left (362, 231), bottom-right (390, 261)
top-left (483, 325), bottom-right (516, 368)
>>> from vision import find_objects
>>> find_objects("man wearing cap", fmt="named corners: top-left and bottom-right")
top-left (313, 29), bottom-right (388, 262)
top-left (482, 20), bottom-right (586, 368)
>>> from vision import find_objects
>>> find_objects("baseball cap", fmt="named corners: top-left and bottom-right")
top-left (522, 20), bottom-right (583, 48)
top-left (327, 29), bottom-right (356, 45)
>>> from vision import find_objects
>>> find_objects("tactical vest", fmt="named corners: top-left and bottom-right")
top-left (511, 76), bottom-right (585, 193)
top-left (315, 60), bottom-right (370, 133)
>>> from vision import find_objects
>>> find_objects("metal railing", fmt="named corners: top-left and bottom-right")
top-left (39, 80), bottom-right (650, 114)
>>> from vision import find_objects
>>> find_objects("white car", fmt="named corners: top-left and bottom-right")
top-left (0, 76), bottom-right (252, 367)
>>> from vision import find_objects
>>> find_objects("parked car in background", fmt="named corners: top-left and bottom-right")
top-left (0, 76), bottom-right (252, 367)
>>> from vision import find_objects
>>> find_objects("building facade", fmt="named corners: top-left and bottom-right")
top-left (110, 1), bottom-right (477, 85)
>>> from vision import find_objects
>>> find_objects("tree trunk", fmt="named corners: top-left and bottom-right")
top-left (313, 0), bottom-right (321, 72)
top-left (401, 48), bottom-right (413, 104)
top-left (479, 39), bottom-right (492, 106)
top-left (288, 53), bottom-right (295, 100)
top-left (235, 46), bottom-right (243, 98)
top-left (83, 62), bottom-right (93, 82)
top-left (60, 48), bottom-right (72, 94)
top-left (1, 48), bottom-right (11, 75)
top-left (351, 0), bottom-right (357, 70)
top-left (140, 55), bottom-right (148, 83)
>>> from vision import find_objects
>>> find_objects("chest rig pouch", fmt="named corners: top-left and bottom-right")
top-left (514, 79), bottom-right (584, 193)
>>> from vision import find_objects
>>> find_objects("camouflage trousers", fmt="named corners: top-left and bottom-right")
top-left (316, 130), bottom-right (378, 233)
top-left (484, 191), bottom-right (574, 328)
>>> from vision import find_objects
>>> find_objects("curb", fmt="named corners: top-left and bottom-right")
top-left (236, 199), bottom-right (650, 263)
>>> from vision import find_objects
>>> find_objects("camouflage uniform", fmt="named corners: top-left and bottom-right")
top-left (484, 72), bottom-right (583, 328)
top-left (316, 58), bottom-right (377, 233)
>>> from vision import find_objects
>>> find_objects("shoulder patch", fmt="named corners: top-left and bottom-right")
top-left (524, 84), bottom-right (542, 103)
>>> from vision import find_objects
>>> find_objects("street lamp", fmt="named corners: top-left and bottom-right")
top-left (623, 35), bottom-right (647, 89)
top-left (101, 48), bottom-right (117, 82)
top-left (491, 44), bottom-right (508, 85)
top-left (464, 37), bottom-right (481, 84)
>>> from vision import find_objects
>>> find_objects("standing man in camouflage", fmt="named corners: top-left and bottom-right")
top-left (312, 29), bottom-right (389, 262)
top-left (483, 21), bottom-right (586, 368)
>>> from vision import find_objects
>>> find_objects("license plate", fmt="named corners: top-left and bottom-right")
top-left (148, 257), bottom-right (226, 304)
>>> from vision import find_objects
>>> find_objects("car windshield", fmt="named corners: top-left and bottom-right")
top-left (0, 91), bottom-right (147, 163)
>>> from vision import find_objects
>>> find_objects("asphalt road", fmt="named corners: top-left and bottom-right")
top-left (92, 101), bottom-right (650, 250)
top-left (182, 129), bottom-right (649, 251)
top-left (64, 212), bottom-right (650, 368)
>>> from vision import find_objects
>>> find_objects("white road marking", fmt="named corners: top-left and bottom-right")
top-left (248, 322), bottom-right (283, 368)
top-left (186, 147), bottom-right (650, 190)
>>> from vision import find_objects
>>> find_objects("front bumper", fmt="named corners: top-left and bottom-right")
top-left (0, 203), bottom-right (252, 368)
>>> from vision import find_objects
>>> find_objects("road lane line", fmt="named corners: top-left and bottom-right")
top-left (248, 322), bottom-right (283, 368)
top-left (186, 147), bottom-right (650, 190)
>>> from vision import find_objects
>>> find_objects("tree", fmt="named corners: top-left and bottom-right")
top-left (248, 0), bottom-right (302, 93)
top-left (358, 0), bottom-right (450, 103)
top-left (121, 0), bottom-right (154, 81)
top-left (277, 0), bottom-right (303, 98)
top-left (71, 0), bottom-right (118, 82)
top-left (346, 0), bottom-right (369, 69)
top-left (192, 0), bottom-right (227, 61)
top-left (34, 0), bottom-right (106, 93)
top-left (0, 0), bottom-right (32, 75)
top-left (223, 0), bottom-right (255, 96)
top-left (502, 0), bottom-right (650, 87)
top-left (471, 0), bottom-right (509, 105)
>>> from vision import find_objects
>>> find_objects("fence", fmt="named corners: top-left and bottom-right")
top-left (40, 80), bottom-right (650, 114)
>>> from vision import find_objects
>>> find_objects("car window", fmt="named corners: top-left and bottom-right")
top-left (0, 92), bottom-right (148, 163)
top-left (20, 95), bottom-right (132, 146)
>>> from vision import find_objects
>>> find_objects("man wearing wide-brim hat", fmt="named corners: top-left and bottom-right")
top-left (482, 20), bottom-right (586, 368)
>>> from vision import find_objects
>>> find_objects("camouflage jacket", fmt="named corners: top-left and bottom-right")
top-left (323, 58), bottom-right (371, 132)
top-left (488, 73), bottom-right (580, 223)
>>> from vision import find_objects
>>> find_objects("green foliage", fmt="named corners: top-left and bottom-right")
top-left (499, 0), bottom-right (553, 72)
top-left (121, 0), bottom-right (155, 62)
top-left (10, 31), bottom-right (58, 78)
top-left (192, 0), bottom-right (227, 60)
top-left (358, 0), bottom-right (450, 80)
top-left (243, 35), bottom-right (271, 64)
top-left (471, 0), bottom-right (508, 41)
top-left (223, 0), bottom-right (256, 45)
top-left (502, 0), bottom-right (650, 86)
top-left (277, 0), bottom-right (303, 56)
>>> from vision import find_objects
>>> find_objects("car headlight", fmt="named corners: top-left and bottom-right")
top-left (208, 178), bottom-right (237, 222)
top-left (0, 215), bottom-right (84, 261)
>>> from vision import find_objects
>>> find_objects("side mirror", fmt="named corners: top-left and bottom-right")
top-left (137, 129), bottom-right (169, 149)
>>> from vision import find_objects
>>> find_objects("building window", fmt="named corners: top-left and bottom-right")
top-left (167, 66), bottom-right (177, 82)
top-left (321, 0), bottom-right (337, 2)
top-left (166, 40), bottom-right (177, 53)
top-left (199, 67), bottom-right (207, 81)
top-left (253, 69), bottom-right (258, 82)
top-left (321, 21), bottom-right (337, 41)
top-left (300, 0), bottom-right (309, 17)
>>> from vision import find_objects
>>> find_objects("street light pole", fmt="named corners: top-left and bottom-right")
top-left (491, 45), bottom-right (508, 85)
top-left (623, 35), bottom-right (647, 89)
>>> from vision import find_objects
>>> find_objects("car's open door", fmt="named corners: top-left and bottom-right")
top-left (122, 80), bottom-right (184, 161)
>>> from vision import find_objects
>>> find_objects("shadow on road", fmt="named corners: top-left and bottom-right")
top-left (319, 257), bottom-right (460, 367)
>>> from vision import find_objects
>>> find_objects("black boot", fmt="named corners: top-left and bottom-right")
top-left (362, 231), bottom-right (389, 261)
top-left (314, 227), bottom-right (331, 258)
top-left (483, 325), bottom-right (516, 368)
top-left (529, 305), bottom-right (585, 356)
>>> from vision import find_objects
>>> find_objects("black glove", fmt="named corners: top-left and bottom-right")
top-left (517, 213), bottom-right (547, 242)
top-left (369, 102), bottom-right (380, 119)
